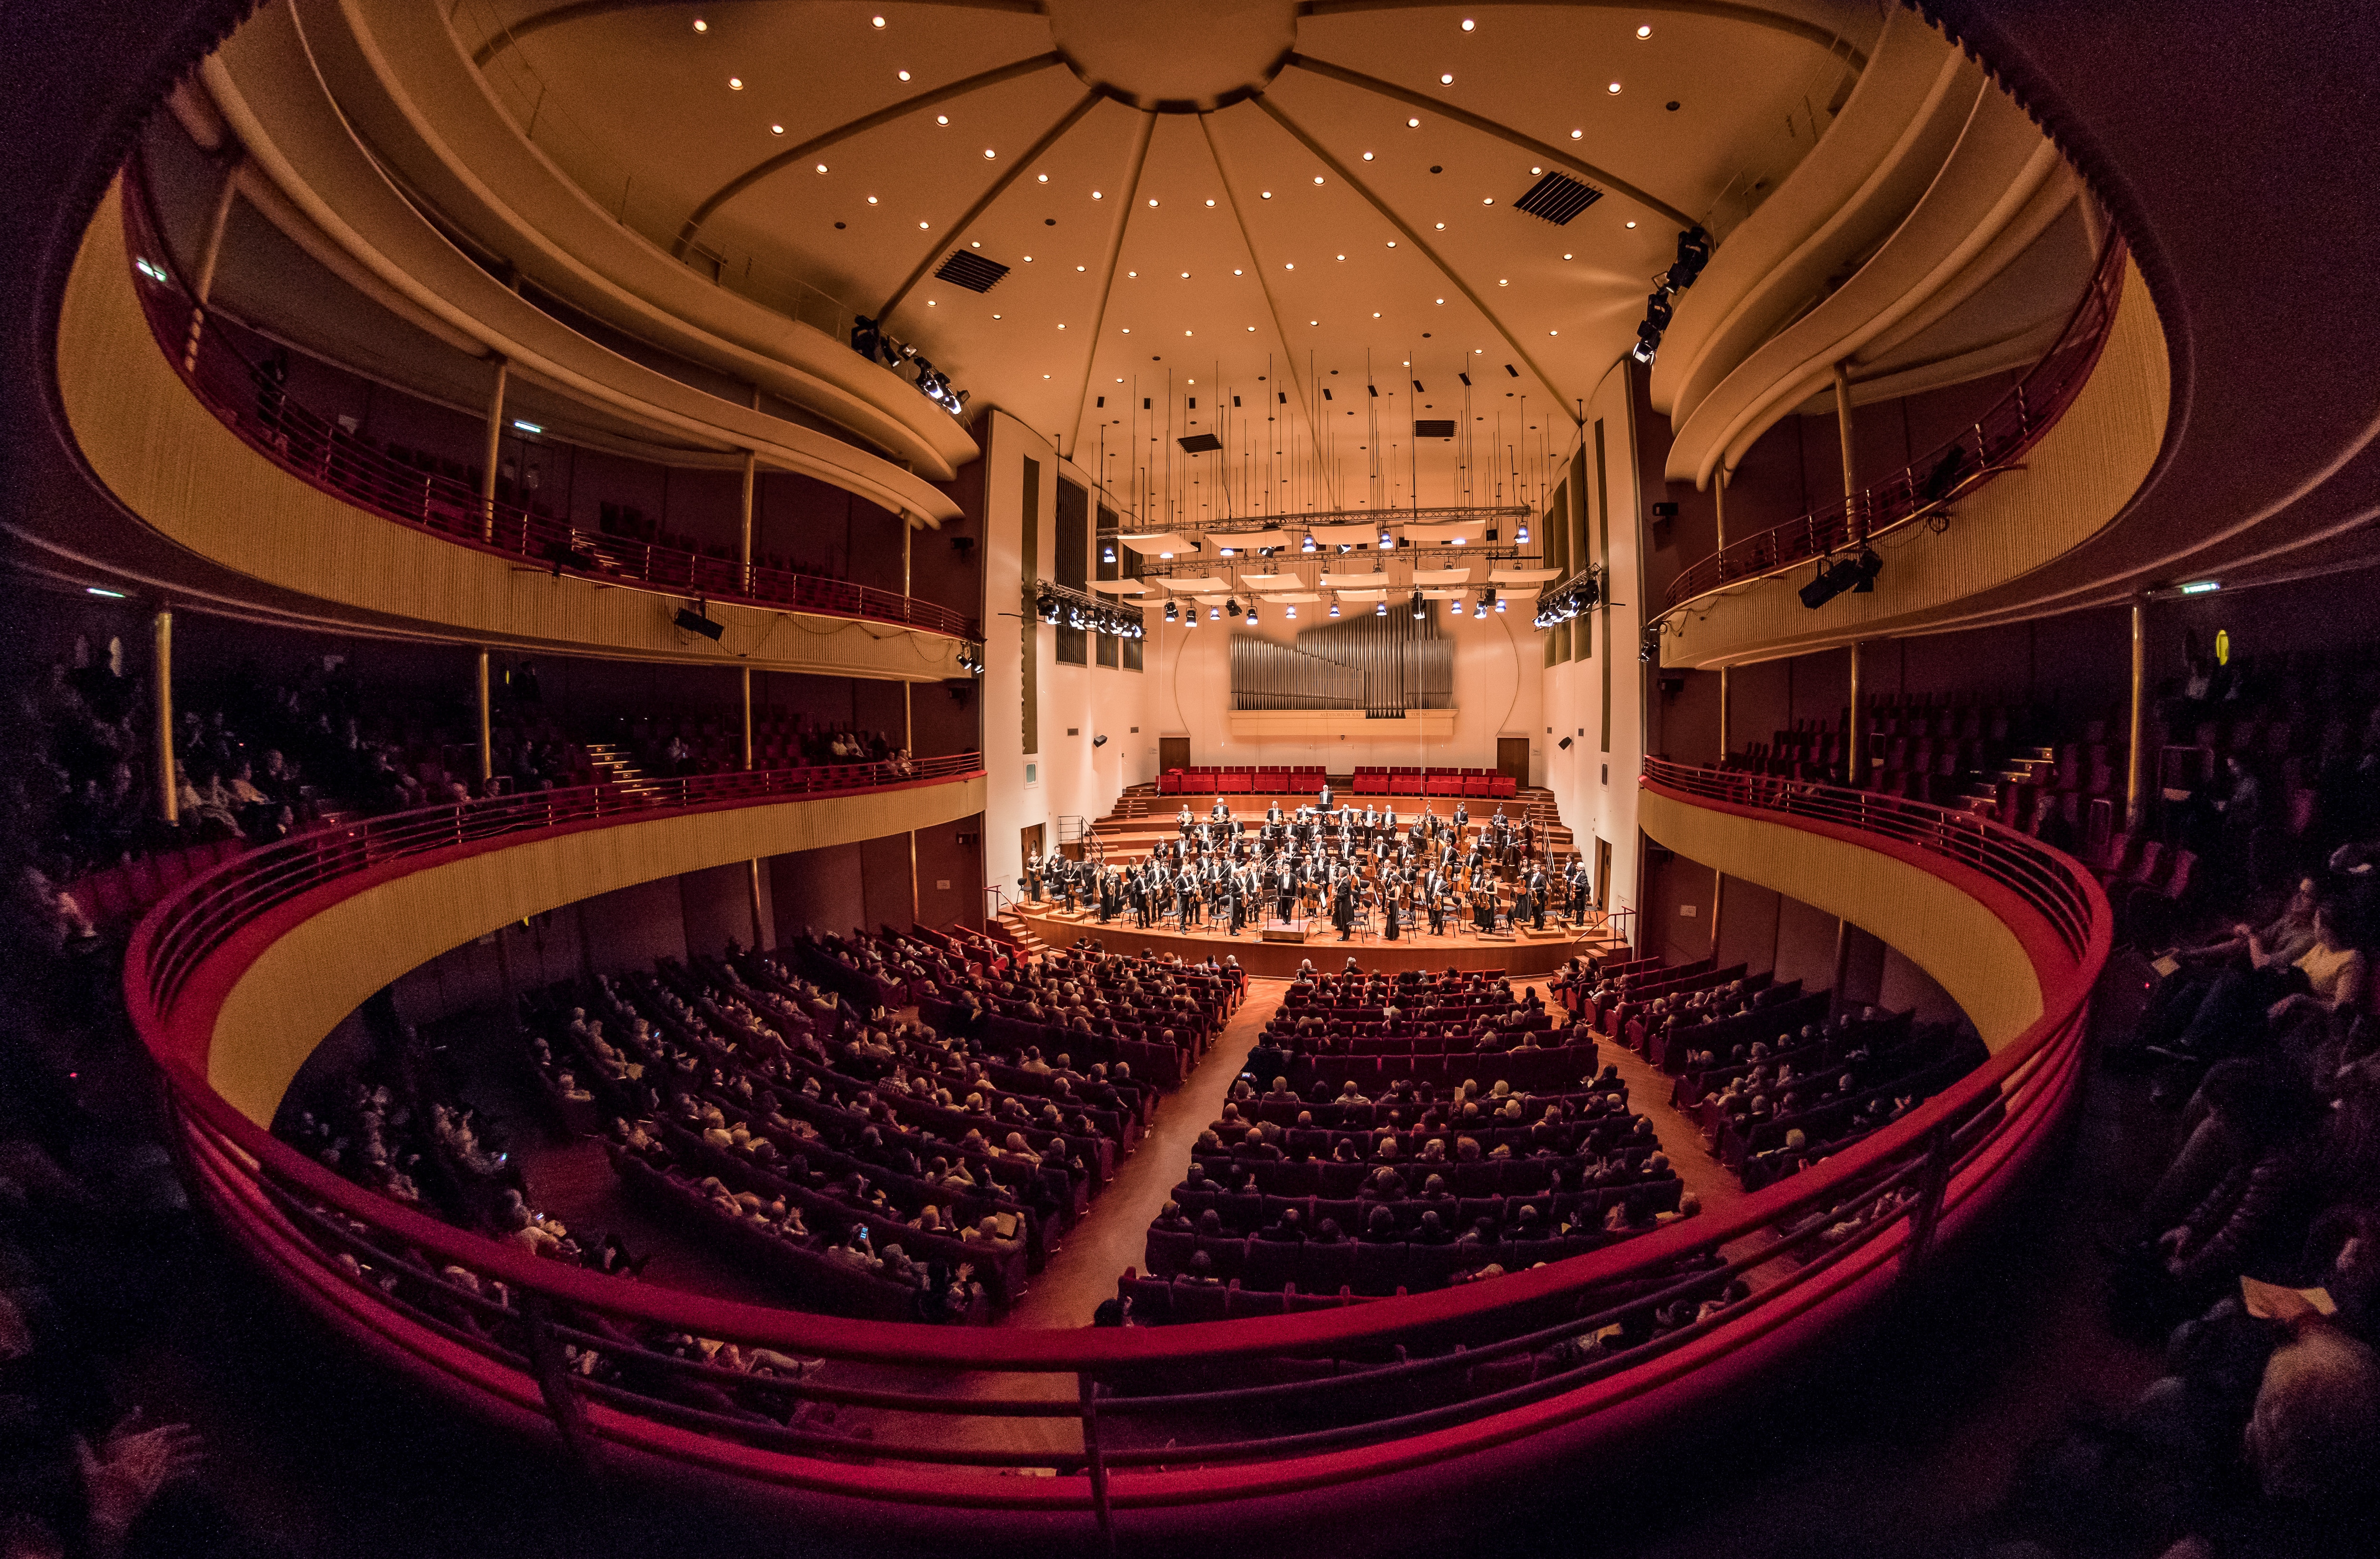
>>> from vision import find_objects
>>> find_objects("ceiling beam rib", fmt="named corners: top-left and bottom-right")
top-left (1284, 53), bottom-right (1699, 230)
top-left (672, 53), bottom-right (1066, 257)
top-left (1063, 110), bottom-right (1159, 472)
top-left (879, 91), bottom-right (1103, 322)
top-left (474, 0), bottom-right (1045, 68)
top-left (1292, 0), bottom-right (1868, 72)
top-left (1192, 111), bottom-right (1336, 512)
top-left (1250, 95), bottom-right (1582, 427)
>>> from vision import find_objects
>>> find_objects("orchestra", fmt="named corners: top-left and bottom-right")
top-left (1016, 786), bottom-right (1592, 946)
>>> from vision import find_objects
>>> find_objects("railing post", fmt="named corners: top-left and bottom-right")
top-left (1079, 1372), bottom-right (1117, 1553)
top-left (1899, 1122), bottom-right (1955, 1275)
top-left (517, 1293), bottom-right (602, 1478)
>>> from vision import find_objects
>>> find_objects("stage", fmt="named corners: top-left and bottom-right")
top-left (1014, 903), bottom-right (1623, 978)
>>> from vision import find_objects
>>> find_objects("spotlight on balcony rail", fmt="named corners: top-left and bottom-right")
top-left (674, 604), bottom-right (726, 641)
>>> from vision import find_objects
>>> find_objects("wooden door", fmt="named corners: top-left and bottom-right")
top-left (1496, 736), bottom-right (1532, 786)
top-left (1020, 824), bottom-right (1044, 866)
top-left (1159, 736), bottom-right (1191, 773)
top-left (1592, 836), bottom-right (1613, 910)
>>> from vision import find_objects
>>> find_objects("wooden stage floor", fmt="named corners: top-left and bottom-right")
top-left (1015, 904), bottom-right (1623, 977)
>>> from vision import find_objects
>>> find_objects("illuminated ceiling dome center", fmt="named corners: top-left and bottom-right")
top-left (1045, 0), bottom-right (1299, 111)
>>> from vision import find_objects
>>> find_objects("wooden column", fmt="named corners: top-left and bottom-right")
top-left (480, 356), bottom-right (508, 541)
top-left (2126, 595), bottom-right (2147, 830)
top-left (182, 158), bottom-right (241, 373)
top-left (153, 608), bottom-right (177, 825)
top-left (1846, 638), bottom-right (1864, 788)
top-left (739, 449), bottom-right (757, 594)
top-left (476, 650), bottom-right (493, 788)
top-left (1833, 360), bottom-right (1858, 538)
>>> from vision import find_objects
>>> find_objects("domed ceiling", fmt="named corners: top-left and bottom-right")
top-left (451, 0), bottom-right (1879, 518)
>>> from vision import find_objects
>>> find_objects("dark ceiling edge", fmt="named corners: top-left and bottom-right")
top-left (1910, 0), bottom-right (2193, 566)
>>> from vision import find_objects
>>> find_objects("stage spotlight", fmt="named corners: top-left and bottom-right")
top-left (1646, 291), bottom-right (1674, 330)
top-left (1301, 532), bottom-right (1318, 553)
top-left (1101, 539), bottom-right (1116, 564)
top-left (1164, 600), bottom-right (1178, 622)
top-left (1224, 598), bottom-right (1240, 618)
top-left (1799, 561), bottom-right (1844, 610)
top-left (1286, 603), bottom-right (1298, 618)
top-left (1474, 602), bottom-right (1488, 619)
top-left (1375, 599), bottom-right (1387, 616)
top-left (1410, 589), bottom-right (1425, 618)
top-left (1631, 339), bottom-right (1658, 366)
top-left (1378, 528), bottom-right (1394, 549)
top-left (1209, 604), bottom-right (1221, 621)
top-left (1246, 603), bottom-right (1259, 624)
top-left (1495, 595), bottom-right (1507, 612)
top-left (1850, 547), bottom-right (1884, 593)
top-left (1517, 520), bottom-right (1531, 544)
top-left (1092, 733), bottom-right (1108, 747)
top-left (1329, 598), bottom-right (1341, 617)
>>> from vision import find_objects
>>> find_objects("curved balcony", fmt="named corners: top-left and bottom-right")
top-left (1648, 230), bottom-right (2131, 629)
top-left (109, 165), bottom-right (974, 643)
top-left (128, 757), bottom-right (2105, 1546)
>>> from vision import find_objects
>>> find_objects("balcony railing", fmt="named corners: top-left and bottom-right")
top-left (124, 757), bottom-right (2105, 1539)
top-left (1657, 231), bottom-right (2132, 620)
top-left (119, 158), bottom-right (977, 643)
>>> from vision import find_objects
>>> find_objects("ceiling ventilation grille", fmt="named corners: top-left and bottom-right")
top-left (932, 251), bottom-right (1011, 292)
top-left (1514, 170), bottom-right (1602, 225)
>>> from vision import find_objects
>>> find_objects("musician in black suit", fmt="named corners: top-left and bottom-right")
top-left (1331, 874), bottom-right (1356, 941)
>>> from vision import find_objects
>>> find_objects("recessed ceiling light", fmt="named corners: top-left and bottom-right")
top-left (1625, 219), bottom-right (1637, 228)
top-left (992, 313), bottom-right (1000, 318)
top-left (1247, 325), bottom-right (1256, 331)
top-left (1387, 240), bottom-right (1397, 247)
top-left (816, 163), bottom-right (827, 172)
top-left (1362, 151), bottom-right (1374, 160)
top-left (971, 240), bottom-right (980, 248)
top-left (1232, 267), bottom-right (1243, 275)
top-left (1313, 176), bottom-right (1324, 184)
top-left (1128, 270), bottom-right (1137, 276)
top-left (1549, 329), bottom-right (1558, 335)
top-left (1205, 197), bottom-right (1215, 206)
top-left (1285, 262), bottom-right (1294, 269)
top-left (898, 69), bottom-right (910, 80)
top-left (1181, 270), bottom-right (1190, 276)
top-left (1531, 166), bottom-right (1542, 175)
top-left (866, 194), bottom-right (877, 203)
top-left (1261, 190), bottom-right (1272, 198)
top-left (928, 298), bottom-right (936, 305)
top-left (1482, 196), bottom-right (1493, 204)
top-left (1562, 252), bottom-right (1572, 259)
top-left (1184, 330), bottom-right (1193, 336)
top-left (936, 114), bottom-right (949, 124)
top-left (919, 220), bottom-right (929, 228)
top-left (983, 148), bottom-right (995, 158)
top-left (771, 124), bottom-right (783, 134)
top-left (1148, 197), bottom-right (1159, 206)
top-left (1436, 296), bottom-right (1444, 303)
top-left (1023, 255), bottom-right (1032, 261)
top-left (1036, 172), bottom-right (1048, 182)
top-left (692, 17), bottom-right (706, 31)
top-left (1498, 278), bottom-right (1507, 286)
top-left (1372, 311), bottom-right (1381, 317)
top-left (1435, 222), bottom-right (1445, 229)
top-left (1570, 128), bottom-right (1583, 139)
top-left (1310, 319), bottom-right (1319, 325)
top-left (1636, 23), bottom-right (1653, 38)
top-left (1076, 264), bottom-right (1086, 270)
top-left (871, 14), bottom-right (885, 26)
top-left (1408, 118), bottom-right (1421, 128)
top-left (1607, 81), bottom-right (1622, 94)
top-left (1440, 73), bottom-right (1454, 84)
top-left (1337, 253), bottom-right (1345, 260)
top-left (728, 76), bottom-right (742, 89)
top-left (1059, 324), bottom-right (1067, 329)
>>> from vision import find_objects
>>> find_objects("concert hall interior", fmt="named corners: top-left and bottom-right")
top-left (8, 1), bottom-right (2380, 1556)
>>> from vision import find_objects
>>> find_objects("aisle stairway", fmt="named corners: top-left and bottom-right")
top-left (582, 740), bottom-right (668, 800)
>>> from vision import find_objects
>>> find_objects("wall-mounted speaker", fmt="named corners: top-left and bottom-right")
top-left (1557, 736), bottom-right (1574, 750)
top-left (674, 606), bottom-right (725, 641)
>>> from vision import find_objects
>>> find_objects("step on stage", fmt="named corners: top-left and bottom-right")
top-left (1015, 905), bottom-right (1621, 977)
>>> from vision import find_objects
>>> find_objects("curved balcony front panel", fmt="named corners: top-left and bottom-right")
top-left (58, 178), bottom-right (973, 679)
top-left (128, 758), bottom-right (2104, 1549)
